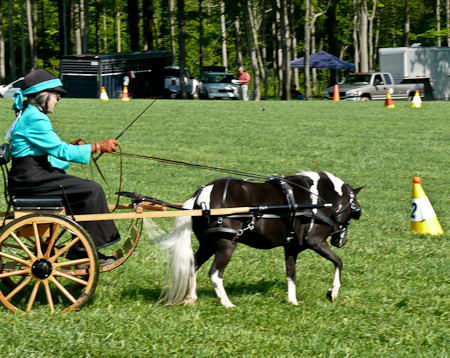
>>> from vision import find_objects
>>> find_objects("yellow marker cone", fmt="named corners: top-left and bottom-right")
top-left (121, 86), bottom-right (130, 102)
top-left (410, 177), bottom-right (444, 235)
top-left (384, 91), bottom-right (395, 108)
top-left (411, 90), bottom-right (422, 108)
top-left (100, 86), bottom-right (109, 101)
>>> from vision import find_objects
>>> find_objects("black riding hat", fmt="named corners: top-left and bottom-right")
top-left (21, 69), bottom-right (67, 94)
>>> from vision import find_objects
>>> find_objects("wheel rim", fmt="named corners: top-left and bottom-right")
top-left (0, 213), bottom-right (99, 313)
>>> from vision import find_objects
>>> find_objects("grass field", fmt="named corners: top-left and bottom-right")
top-left (0, 98), bottom-right (450, 357)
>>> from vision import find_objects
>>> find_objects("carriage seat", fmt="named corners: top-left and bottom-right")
top-left (13, 196), bottom-right (65, 218)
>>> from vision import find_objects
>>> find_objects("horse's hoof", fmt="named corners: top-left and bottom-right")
top-left (326, 289), bottom-right (336, 303)
top-left (288, 299), bottom-right (298, 306)
top-left (184, 298), bottom-right (197, 305)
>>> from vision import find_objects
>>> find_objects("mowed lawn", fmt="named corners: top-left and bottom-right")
top-left (0, 98), bottom-right (449, 357)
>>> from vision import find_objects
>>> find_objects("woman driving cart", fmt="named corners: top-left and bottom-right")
top-left (5, 69), bottom-right (119, 267)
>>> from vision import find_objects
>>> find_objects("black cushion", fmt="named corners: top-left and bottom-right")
top-left (13, 196), bottom-right (64, 210)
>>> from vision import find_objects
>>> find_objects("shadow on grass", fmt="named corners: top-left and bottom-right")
top-left (118, 279), bottom-right (285, 303)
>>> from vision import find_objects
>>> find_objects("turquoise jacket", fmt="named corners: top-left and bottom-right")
top-left (9, 105), bottom-right (91, 170)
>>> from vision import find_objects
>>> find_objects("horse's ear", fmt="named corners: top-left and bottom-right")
top-left (353, 186), bottom-right (363, 195)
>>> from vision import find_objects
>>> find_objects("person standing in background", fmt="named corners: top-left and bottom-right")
top-left (237, 66), bottom-right (251, 101)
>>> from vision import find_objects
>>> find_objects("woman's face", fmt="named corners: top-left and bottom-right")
top-left (46, 92), bottom-right (60, 113)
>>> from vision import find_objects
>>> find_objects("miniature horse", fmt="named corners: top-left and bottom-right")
top-left (159, 171), bottom-right (362, 307)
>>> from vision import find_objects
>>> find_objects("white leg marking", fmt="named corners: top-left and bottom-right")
top-left (287, 277), bottom-right (298, 306)
top-left (211, 270), bottom-right (235, 308)
top-left (184, 272), bottom-right (198, 304)
top-left (329, 267), bottom-right (341, 302)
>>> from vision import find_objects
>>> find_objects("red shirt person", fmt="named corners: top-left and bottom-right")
top-left (237, 66), bottom-right (251, 101)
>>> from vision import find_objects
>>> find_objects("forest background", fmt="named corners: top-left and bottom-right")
top-left (0, 0), bottom-right (448, 100)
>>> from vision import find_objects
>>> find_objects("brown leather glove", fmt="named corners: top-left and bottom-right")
top-left (91, 139), bottom-right (118, 154)
top-left (71, 138), bottom-right (84, 145)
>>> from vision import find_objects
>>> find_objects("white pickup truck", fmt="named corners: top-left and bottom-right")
top-left (163, 66), bottom-right (199, 99)
top-left (323, 72), bottom-right (425, 101)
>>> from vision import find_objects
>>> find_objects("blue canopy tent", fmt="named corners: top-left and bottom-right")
top-left (290, 50), bottom-right (355, 83)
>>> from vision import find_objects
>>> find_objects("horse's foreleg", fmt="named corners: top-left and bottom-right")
top-left (209, 238), bottom-right (237, 308)
top-left (285, 252), bottom-right (299, 305)
top-left (309, 241), bottom-right (343, 303)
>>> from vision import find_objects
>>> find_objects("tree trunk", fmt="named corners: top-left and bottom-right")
top-left (447, 0), bottom-right (450, 46)
top-left (366, 0), bottom-right (376, 72)
top-left (249, 2), bottom-right (264, 83)
top-left (20, 0), bottom-right (26, 76)
top-left (220, 0), bottom-right (228, 71)
top-left (74, 1), bottom-right (82, 54)
top-left (199, 0), bottom-right (204, 73)
top-left (116, 3), bottom-right (121, 52)
top-left (26, 0), bottom-right (36, 70)
top-left (0, 2), bottom-right (5, 83)
top-left (235, 19), bottom-right (243, 68)
top-left (326, 0), bottom-right (339, 86)
top-left (289, 0), bottom-right (298, 92)
top-left (244, 0), bottom-right (260, 100)
top-left (280, 0), bottom-right (291, 100)
top-left (8, 0), bottom-right (16, 79)
top-left (310, 1), bottom-right (317, 96)
top-left (261, 0), bottom-right (268, 100)
top-left (437, 0), bottom-right (441, 46)
top-left (352, 0), bottom-right (359, 72)
top-left (275, 1), bottom-right (283, 98)
top-left (128, 0), bottom-right (140, 51)
top-left (143, 0), bottom-right (154, 50)
top-left (170, 0), bottom-right (175, 65)
top-left (103, 6), bottom-right (107, 52)
top-left (404, 0), bottom-right (410, 46)
top-left (95, 0), bottom-right (100, 52)
top-left (359, 1), bottom-right (369, 72)
top-left (177, 0), bottom-right (187, 99)
top-left (82, 0), bottom-right (89, 53)
top-left (304, 0), bottom-right (311, 100)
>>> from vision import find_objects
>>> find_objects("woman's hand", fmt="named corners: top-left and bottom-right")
top-left (71, 138), bottom-right (84, 145)
top-left (91, 139), bottom-right (118, 154)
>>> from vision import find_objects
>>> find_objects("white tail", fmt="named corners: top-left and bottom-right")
top-left (159, 197), bottom-right (196, 305)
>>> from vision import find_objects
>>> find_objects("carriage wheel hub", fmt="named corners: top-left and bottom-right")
top-left (32, 259), bottom-right (53, 279)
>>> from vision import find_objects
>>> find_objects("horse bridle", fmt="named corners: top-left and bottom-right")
top-left (329, 183), bottom-right (361, 242)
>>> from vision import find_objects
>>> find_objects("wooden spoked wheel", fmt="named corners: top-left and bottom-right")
top-left (0, 213), bottom-right (99, 313)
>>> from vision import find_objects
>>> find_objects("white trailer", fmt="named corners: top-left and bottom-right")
top-left (379, 47), bottom-right (450, 100)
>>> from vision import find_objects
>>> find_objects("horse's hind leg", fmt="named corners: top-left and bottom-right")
top-left (309, 240), bottom-right (343, 303)
top-left (209, 237), bottom-right (237, 308)
top-left (185, 242), bottom-right (216, 304)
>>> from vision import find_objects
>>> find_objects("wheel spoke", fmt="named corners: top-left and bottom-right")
top-left (32, 222), bottom-right (43, 258)
top-left (53, 271), bottom-right (88, 286)
top-left (10, 232), bottom-right (37, 260)
top-left (50, 236), bottom-right (81, 263)
top-left (26, 280), bottom-right (41, 312)
top-left (0, 251), bottom-right (31, 266)
top-left (0, 268), bottom-right (31, 279)
top-left (44, 223), bottom-right (60, 259)
top-left (5, 275), bottom-right (33, 301)
top-left (49, 276), bottom-right (77, 304)
top-left (42, 279), bottom-right (55, 313)
top-left (53, 258), bottom-right (89, 268)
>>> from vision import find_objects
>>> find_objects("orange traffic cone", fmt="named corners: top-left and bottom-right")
top-left (100, 86), bottom-right (109, 101)
top-left (410, 177), bottom-right (444, 235)
top-left (332, 84), bottom-right (340, 101)
top-left (121, 86), bottom-right (130, 102)
top-left (384, 91), bottom-right (395, 108)
top-left (411, 90), bottom-right (422, 108)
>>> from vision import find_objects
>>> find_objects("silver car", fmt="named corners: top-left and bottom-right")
top-left (198, 72), bottom-right (239, 100)
top-left (0, 77), bottom-right (24, 98)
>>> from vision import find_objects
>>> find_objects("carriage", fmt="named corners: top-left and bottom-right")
top-left (0, 144), bottom-right (362, 313)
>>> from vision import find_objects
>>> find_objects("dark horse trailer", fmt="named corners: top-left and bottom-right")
top-left (60, 51), bottom-right (173, 99)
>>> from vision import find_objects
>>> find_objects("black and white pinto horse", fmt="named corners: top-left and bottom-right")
top-left (159, 171), bottom-right (362, 308)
